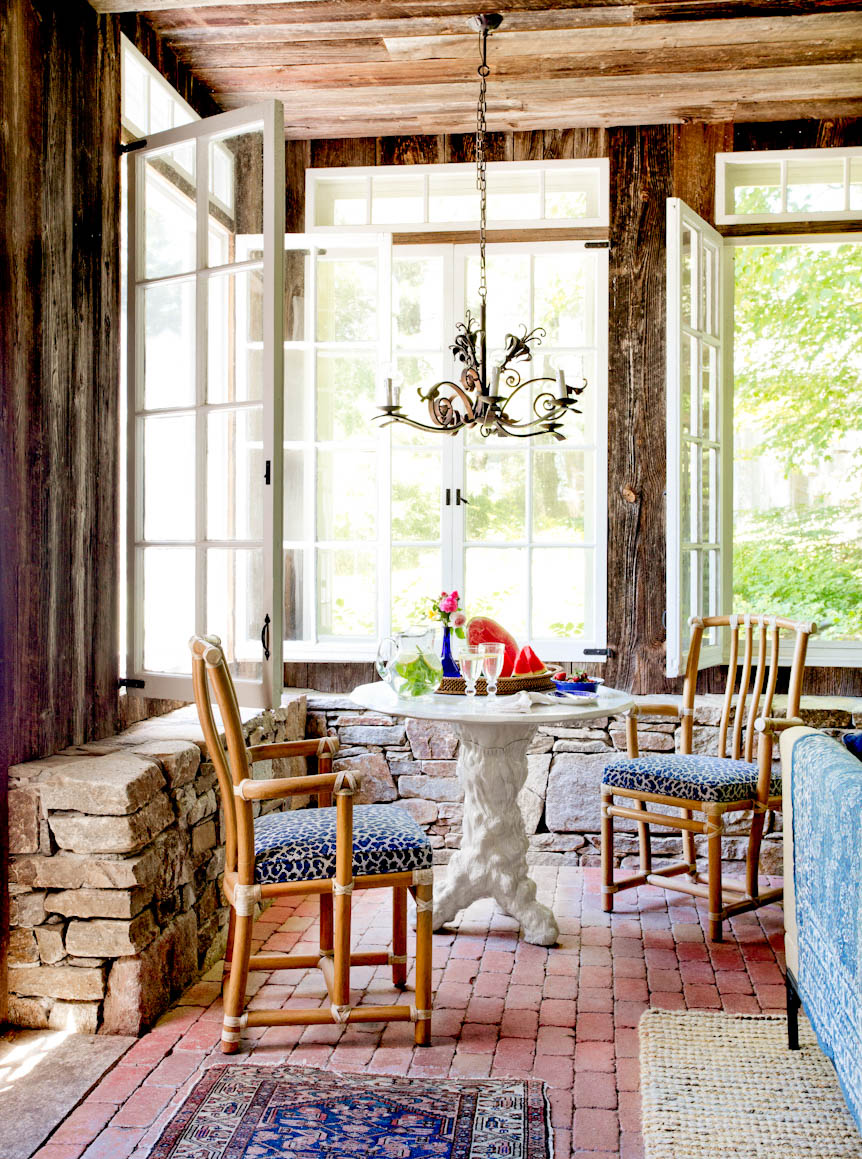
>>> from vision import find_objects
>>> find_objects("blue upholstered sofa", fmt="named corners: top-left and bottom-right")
top-left (781, 727), bottom-right (862, 1134)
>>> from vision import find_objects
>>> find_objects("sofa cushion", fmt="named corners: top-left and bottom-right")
top-left (602, 753), bottom-right (780, 804)
top-left (254, 804), bottom-right (432, 885)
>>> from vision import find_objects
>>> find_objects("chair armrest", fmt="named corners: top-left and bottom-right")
top-left (629, 702), bottom-right (682, 719)
top-left (234, 769), bottom-right (361, 802)
top-left (754, 716), bottom-right (805, 736)
top-left (247, 737), bottom-right (339, 764)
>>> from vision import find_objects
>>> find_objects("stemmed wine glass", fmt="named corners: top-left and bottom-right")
top-left (481, 643), bottom-right (506, 700)
top-left (458, 646), bottom-right (485, 698)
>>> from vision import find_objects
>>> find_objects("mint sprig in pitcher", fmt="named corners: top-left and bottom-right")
top-left (375, 628), bottom-right (443, 698)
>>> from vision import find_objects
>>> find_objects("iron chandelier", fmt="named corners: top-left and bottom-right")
top-left (376, 12), bottom-right (587, 441)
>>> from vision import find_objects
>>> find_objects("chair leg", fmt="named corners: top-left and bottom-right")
top-left (706, 808), bottom-right (724, 943)
top-left (745, 809), bottom-right (767, 901)
top-left (320, 891), bottom-right (334, 957)
top-left (221, 911), bottom-right (253, 1054)
top-left (333, 884), bottom-right (352, 1013)
top-left (392, 886), bottom-right (408, 988)
top-left (222, 906), bottom-right (237, 997)
top-left (413, 882), bottom-right (433, 1046)
top-left (601, 789), bottom-right (615, 912)
top-left (681, 809), bottom-right (697, 877)
top-left (634, 798), bottom-right (652, 873)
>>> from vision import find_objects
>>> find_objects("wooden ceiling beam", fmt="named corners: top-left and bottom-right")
top-left (383, 13), bottom-right (862, 60)
top-left (185, 41), bottom-right (862, 89)
top-left (194, 63), bottom-right (862, 107)
top-left (253, 97), bottom-right (862, 139)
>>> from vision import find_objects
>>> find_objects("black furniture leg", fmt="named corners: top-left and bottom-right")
top-left (786, 971), bottom-right (801, 1050)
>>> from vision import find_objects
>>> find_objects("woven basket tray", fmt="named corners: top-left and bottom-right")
top-left (436, 670), bottom-right (554, 696)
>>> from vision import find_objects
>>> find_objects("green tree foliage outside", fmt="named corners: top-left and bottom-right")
top-left (733, 240), bottom-right (862, 639)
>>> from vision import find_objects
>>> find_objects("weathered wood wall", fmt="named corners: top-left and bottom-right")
top-left (0, 0), bottom-right (122, 1020)
top-left (286, 118), bottom-right (862, 697)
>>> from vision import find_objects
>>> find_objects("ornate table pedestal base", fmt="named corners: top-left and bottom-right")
top-left (432, 720), bottom-right (559, 946)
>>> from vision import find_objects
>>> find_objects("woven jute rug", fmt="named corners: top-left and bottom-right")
top-left (640, 1009), bottom-right (862, 1158)
top-left (148, 1064), bottom-right (550, 1158)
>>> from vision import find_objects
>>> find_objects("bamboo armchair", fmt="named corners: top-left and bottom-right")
top-left (601, 614), bottom-right (814, 941)
top-left (190, 635), bottom-right (433, 1053)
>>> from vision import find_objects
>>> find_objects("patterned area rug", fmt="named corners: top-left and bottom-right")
top-left (640, 1009), bottom-right (862, 1158)
top-left (149, 1064), bottom-right (550, 1158)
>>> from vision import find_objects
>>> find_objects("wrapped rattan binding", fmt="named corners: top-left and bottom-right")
top-left (436, 670), bottom-right (554, 696)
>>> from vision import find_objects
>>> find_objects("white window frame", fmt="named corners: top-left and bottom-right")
top-left (126, 101), bottom-right (285, 706)
top-left (716, 147), bottom-right (862, 226)
top-left (121, 36), bottom-right (197, 140)
top-left (284, 232), bottom-right (609, 663)
top-left (726, 232), bottom-right (862, 670)
top-left (666, 197), bottom-right (730, 678)
top-left (306, 159), bottom-right (610, 234)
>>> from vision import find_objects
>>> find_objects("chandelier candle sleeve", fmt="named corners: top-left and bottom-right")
top-left (373, 13), bottom-right (587, 443)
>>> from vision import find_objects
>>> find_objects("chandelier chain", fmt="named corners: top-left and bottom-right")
top-left (476, 25), bottom-right (489, 304)
top-left (374, 12), bottom-right (587, 441)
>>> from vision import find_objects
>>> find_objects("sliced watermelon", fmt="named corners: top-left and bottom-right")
top-left (513, 646), bottom-right (533, 675)
top-left (466, 616), bottom-right (518, 678)
top-left (514, 644), bottom-right (545, 675)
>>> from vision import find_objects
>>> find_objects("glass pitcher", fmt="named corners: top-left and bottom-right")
top-left (375, 627), bottom-right (443, 698)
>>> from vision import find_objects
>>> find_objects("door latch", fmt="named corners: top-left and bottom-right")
top-left (456, 489), bottom-right (469, 505)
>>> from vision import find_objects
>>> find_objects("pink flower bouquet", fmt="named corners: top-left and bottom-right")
top-left (428, 591), bottom-right (466, 639)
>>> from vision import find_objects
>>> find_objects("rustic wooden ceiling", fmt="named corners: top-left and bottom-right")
top-left (90, 1), bottom-right (862, 138)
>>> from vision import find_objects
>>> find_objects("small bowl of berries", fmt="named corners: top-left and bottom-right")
top-left (551, 669), bottom-right (605, 695)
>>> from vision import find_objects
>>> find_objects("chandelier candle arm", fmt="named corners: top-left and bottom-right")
top-left (374, 12), bottom-right (588, 442)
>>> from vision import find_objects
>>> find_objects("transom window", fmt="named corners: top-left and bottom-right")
top-left (308, 160), bottom-right (609, 231)
top-left (716, 148), bottom-right (862, 225)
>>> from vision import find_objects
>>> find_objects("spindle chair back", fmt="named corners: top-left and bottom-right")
top-left (602, 614), bottom-right (814, 940)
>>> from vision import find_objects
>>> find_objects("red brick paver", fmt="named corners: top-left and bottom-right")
top-left (39, 867), bottom-right (786, 1157)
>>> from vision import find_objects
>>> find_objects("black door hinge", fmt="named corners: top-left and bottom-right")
top-left (264, 460), bottom-right (271, 485)
top-left (583, 648), bottom-right (610, 656)
top-left (118, 678), bottom-right (146, 689)
top-left (584, 240), bottom-right (610, 249)
top-left (120, 138), bottom-right (148, 154)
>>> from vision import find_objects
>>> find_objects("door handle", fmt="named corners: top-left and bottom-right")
top-left (261, 614), bottom-right (271, 661)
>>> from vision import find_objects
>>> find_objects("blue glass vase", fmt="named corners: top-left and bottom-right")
top-left (440, 625), bottom-right (460, 678)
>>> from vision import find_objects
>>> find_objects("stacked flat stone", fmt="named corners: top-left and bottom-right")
top-left (306, 693), bottom-right (862, 876)
top-left (8, 698), bottom-right (306, 1035)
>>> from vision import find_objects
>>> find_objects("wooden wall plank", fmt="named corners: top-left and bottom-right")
top-left (605, 125), bottom-right (677, 695)
top-left (0, 0), bottom-right (122, 1022)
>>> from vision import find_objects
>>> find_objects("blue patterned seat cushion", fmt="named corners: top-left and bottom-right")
top-left (602, 753), bottom-right (780, 805)
top-left (253, 804), bottom-right (432, 885)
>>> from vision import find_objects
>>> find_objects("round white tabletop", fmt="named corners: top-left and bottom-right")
top-left (351, 680), bottom-right (634, 945)
top-left (350, 680), bottom-right (634, 726)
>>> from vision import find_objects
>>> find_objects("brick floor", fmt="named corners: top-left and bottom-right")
top-left (31, 867), bottom-right (787, 1159)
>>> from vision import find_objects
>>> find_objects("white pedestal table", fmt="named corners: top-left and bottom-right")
top-left (350, 682), bottom-right (634, 946)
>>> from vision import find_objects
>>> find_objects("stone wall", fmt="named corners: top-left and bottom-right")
top-left (7, 699), bottom-right (306, 1034)
top-left (306, 692), bottom-right (862, 877)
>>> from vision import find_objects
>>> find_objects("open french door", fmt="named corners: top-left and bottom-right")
top-left (665, 198), bottom-right (732, 678)
top-left (126, 102), bottom-right (284, 706)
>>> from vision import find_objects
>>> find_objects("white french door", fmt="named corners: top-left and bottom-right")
top-left (665, 197), bottom-right (731, 677)
top-left (126, 102), bottom-right (284, 705)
